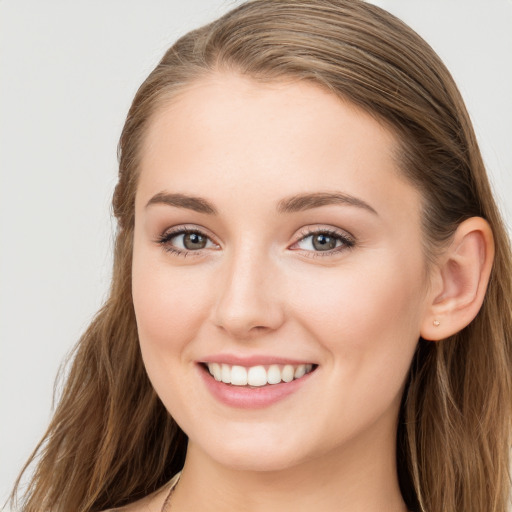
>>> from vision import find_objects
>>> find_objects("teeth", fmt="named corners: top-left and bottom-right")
top-left (267, 364), bottom-right (281, 385)
top-left (206, 362), bottom-right (315, 387)
top-left (221, 364), bottom-right (231, 384)
top-left (294, 364), bottom-right (306, 379)
top-left (210, 362), bottom-right (221, 381)
top-left (247, 366), bottom-right (267, 387)
top-left (231, 365), bottom-right (248, 386)
top-left (282, 364), bottom-right (294, 383)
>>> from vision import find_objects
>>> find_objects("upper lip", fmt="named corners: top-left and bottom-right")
top-left (199, 354), bottom-right (316, 367)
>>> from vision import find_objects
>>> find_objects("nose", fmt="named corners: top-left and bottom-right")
top-left (212, 247), bottom-right (285, 340)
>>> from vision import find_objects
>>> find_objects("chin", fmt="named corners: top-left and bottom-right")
top-left (192, 428), bottom-right (311, 473)
top-left (212, 449), bottom-right (306, 473)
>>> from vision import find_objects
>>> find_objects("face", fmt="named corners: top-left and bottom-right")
top-left (132, 73), bottom-right (431, 472)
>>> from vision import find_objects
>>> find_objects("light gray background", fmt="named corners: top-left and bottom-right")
top-left (1, 0), bottom-right (511, 507)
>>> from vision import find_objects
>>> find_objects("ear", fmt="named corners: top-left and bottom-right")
top-left (421, 217), bottom-right (494, 341)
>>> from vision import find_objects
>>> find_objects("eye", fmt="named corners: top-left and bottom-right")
top-left (291, 228), bottom-right (354, 256)
top-left (157, 227), bottom-right (219, 256)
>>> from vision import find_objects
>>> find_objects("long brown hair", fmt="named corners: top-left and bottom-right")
top-left (11, 1), bottom-right (512, 511)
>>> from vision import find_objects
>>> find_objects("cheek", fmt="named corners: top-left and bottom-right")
top-left (290, 254), bottom-right (425, 369)
top-left (284, 256), bottom-right (425, 440)
top-left (131, 253), bottom-right (211, 356)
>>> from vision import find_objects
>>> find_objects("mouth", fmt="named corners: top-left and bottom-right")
top-left (201, 362), bottom-right (317, 387)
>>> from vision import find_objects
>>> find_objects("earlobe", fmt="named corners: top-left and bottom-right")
top-left (421, 217), bottom-right (494, 341)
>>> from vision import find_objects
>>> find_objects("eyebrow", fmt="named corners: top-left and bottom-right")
top-left (276, 192), bottom-right (378, 215)
top-left (145, 191), bottom-right (377, 216)
top-left (146, 192), bottom-right (218, 215)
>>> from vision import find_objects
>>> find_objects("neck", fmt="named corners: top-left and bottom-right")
top-left (171, 422), bottom-right (408, 512)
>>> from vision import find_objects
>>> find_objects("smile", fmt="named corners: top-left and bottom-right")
top-left (204, 362), bottom-right (315, 387)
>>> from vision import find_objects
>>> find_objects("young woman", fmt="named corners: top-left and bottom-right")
top-left (11, 1), bottom-right (512, 511)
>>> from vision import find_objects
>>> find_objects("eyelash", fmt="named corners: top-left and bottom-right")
top-left (293, 227), bottom-right (355, 258)
top-left (156, 226), bottom-right (355, 258)
top-left (156, 227), bottom-right (216, 258)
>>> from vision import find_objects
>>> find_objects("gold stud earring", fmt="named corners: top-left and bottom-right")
top-left (433, 319), bottom-right (440, 327)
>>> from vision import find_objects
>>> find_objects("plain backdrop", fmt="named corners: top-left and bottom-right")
top-left (1, 0), bottom-right (511, 507)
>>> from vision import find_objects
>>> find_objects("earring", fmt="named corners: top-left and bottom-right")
top-left (433, 319), bottom-right (440, 327)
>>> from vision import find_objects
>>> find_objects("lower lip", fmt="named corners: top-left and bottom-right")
top-left (199, 365), bottom-right (315, 409)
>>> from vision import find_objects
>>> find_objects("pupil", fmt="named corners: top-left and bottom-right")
top-left (313, 234), bottom-right (337, 251)
top-left (184, 232), bottom-right (206, 249)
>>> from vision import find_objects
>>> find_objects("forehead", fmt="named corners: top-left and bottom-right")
top-left (143, 73), bottom-right (398, 161)
top-left (136, 72), bottom-right (420, 221)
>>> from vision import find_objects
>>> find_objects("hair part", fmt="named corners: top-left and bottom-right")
top-left (12, 1), bottom-right (512, 511)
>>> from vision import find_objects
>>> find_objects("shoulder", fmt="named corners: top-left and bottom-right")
top-left (101, 473), bottom-right (181, 512)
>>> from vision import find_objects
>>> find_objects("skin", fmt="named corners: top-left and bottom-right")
top-left (129, 72), bottom-right (436, 512)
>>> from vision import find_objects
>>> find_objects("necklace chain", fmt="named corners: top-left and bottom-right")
top-left (160, 473), bottom-right (180, 512)
top-left (160, 486), bottom-right (174, 512)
